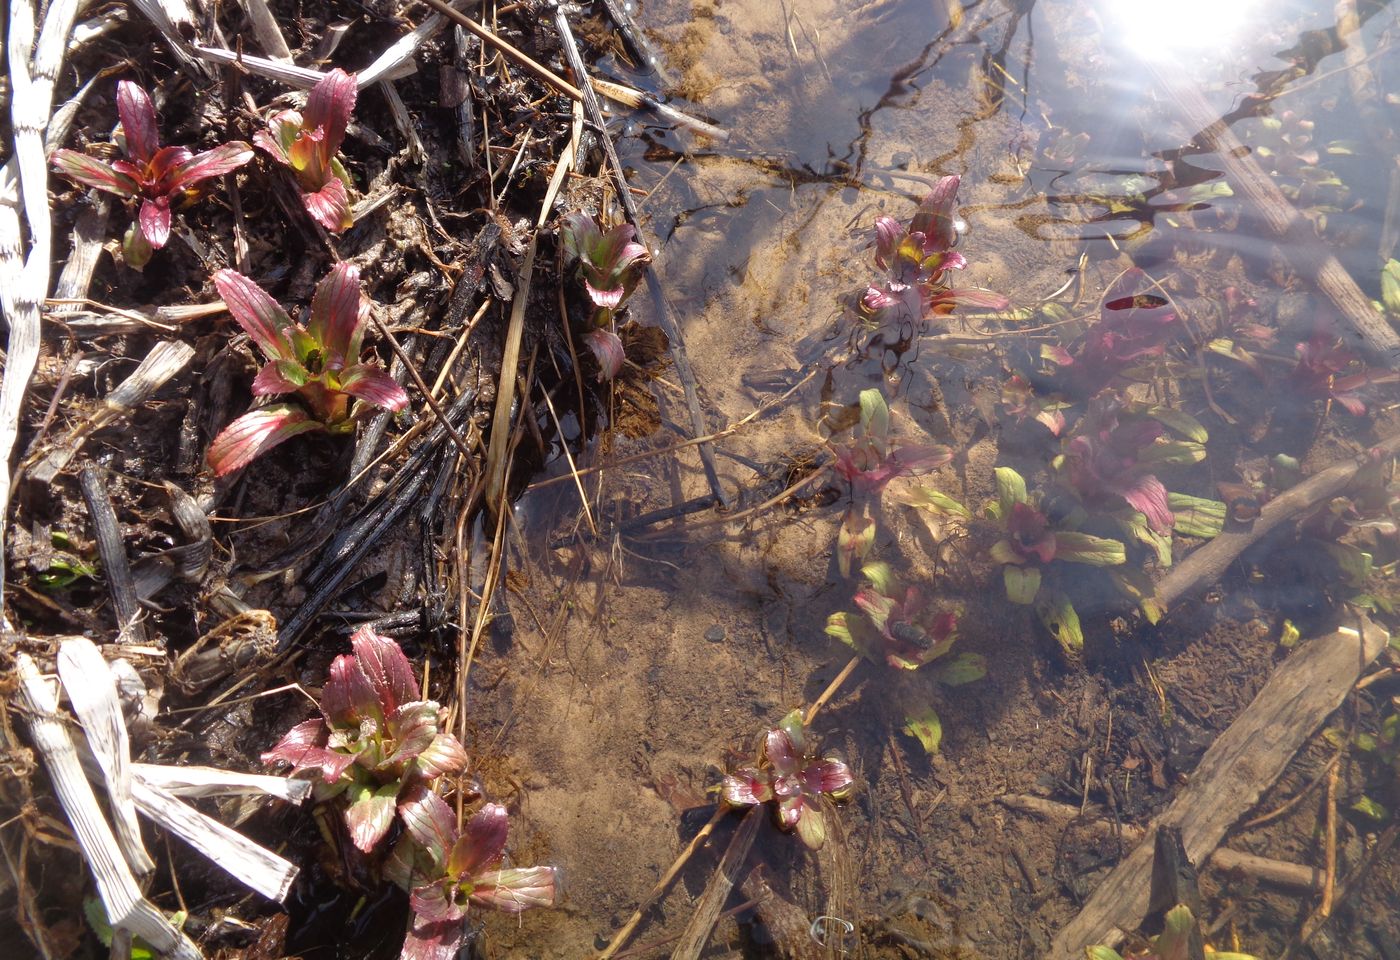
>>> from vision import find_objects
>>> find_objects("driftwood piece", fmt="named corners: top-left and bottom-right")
top-left (998, 794), bottom-right (1321, 892)
top-left (1048, 615), bottom-right (1391, 959)
top-left (1148, 60), bottom-right (1400, 367)
top-left (1155, 432), bottom-right (1400, 612)
top-left (669, 807), bottom-right (762, 960)
top-left (14, 653), bottom-right (203, 959)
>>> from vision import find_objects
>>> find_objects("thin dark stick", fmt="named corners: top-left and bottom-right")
top-left (415, 0), bottom-right (582, 101)
top-left (368, 311), bottom-right (477, 461)
top-left (553, 7), bottom-right (730, 508)
top-left (78, 464), bottom-right (147, 644)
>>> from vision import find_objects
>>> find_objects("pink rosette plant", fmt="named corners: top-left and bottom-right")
top-left (387, 787), bottom-right (560, 960)
top-left (256, 68), bottom-right (358, 232)
top-left (206, 261), bottom-right (409, 475)
top-left (721, 710), bottom-right (854, 850)
top-left (50, 80), bottom-right (253, 267)
top-left (261, 627), bottom-right (467, 854)
top-left (559, 211), bottom-right (651, 380)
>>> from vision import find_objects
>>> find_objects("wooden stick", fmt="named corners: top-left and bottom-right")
top-left (1047, 616), bottom-right (1391, 959)
top-left (805, 656), bottom-right (860, 726)
top-left (669, 807), bottom-right (761, 959)
top-left (1155, 432), bottom-right (1400, 613)
top-left (999, 795), bottom-right (1322, 892)
top-left (78, 465), bottom-right (147, 645)
top-left (596, 806), bottom-right (728, 959)
top-left (1148, 60), bottom-right (1400, 367)
top-left (417, 0), bottom-right (582, 101)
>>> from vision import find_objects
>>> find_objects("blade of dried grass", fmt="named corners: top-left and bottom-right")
top-left (132, 764), bottom-right (311, 803)
top-left (238, 0), bottom-right (293, 61)
top-left (56, 638), bottom-right (154, 875)
top-left (14, 654), bottom-right (202, 958)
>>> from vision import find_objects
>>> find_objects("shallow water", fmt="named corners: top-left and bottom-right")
top-left (491, 1), bottom-right (1400, 956)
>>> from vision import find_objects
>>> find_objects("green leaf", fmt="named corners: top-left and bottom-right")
top-left (1109, 568), bottom-right (1163, 624)
top-left (825, 612), bottom-right (854, 646)
top-left (1383, 259), bottom-right (1400, 315)
top-left (1351, 795), bottom-right (1388, 821)
top-left (1036, 589), bottom-right (1084, 653)
top-left (933, 653), bottom-right (986, 686)
top-left (1139, 440), bottom-right (1206, 467)
top-left (1156, 904), bottom-right (1200, 960)
top-left (1085, 949), bottom-right (1125, 960)
top-left (1168, 493), bottom-right (1226, 539)
top-left (1145, 405), bottom-right (1208, 443)
top-left (858, 388), bottom-right (890, 452)
top-left (903, 707), bottom-right (943, 754)
top-left (1054, 531), bottom-right (1127, 566)
top-left (1322, 542), bottom-right (1373, 588)
top-left (1003, 564), bottom-right (1041, 605)
top-left (1279, 619), bottom-right (1300, 648)
top-left (907, 486), bottom-right (972, 519)
top-left (861, 561), bottom-right (897, 596)
top-left (994, 466), bottom-right (1028, 513)
top-left (1117, 511), bottom-right (1173, 566)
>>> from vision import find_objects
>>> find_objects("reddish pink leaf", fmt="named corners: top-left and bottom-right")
top-left (253, 123), bottom-right (291, 165)
top-left (398, 785), bottom-right (458, 865)
top-left (323, 650), bottom-right (380, 725)
top-left (138, 197), bottom-right (171, 248)
top-left (938, 287), bottom-right (1010, 309)
top-left (801, 758), bottom-right (854, 795)
top-left (169, 141), bottom-right (254, 189)
top-left (145, 145), bottom-right (194, 191)
top-left (206, 404), bottom-right (322, 475)
top-left (252, 360), bottom-right (306, 397)
top-left (116, 80), bottom-right (160, 164)
top-left (261, 718), bottom-right (356, 782)
top-left (446, 803), bottom-right (509, 879)
top-left (721, 769), bottom-right (772, 806)
top-left (400, 917), bottom-right (466, 960)
top-left (349, 625), bottom-right (419, 714)
top-left (50, 150), bottom-right (139, 198)
top-left (214, 269), bottom-right (296, 361)
top-left (1113, 473), bottom-right (1174, 535)
top-left (310, 261), bottom-right (363, 364)
top-left (304, 68), bottom-right (357, 158)
top-left (469, 866), bottom-right (561, 914)
top-left (764, 728), bottom-right (800, 775)
top-left (583, 328), bottom-right (624, 381)
top-left (416, 733), bottom-right (469, 779)
top-left (410, 881), bottom-right (466, 923)
top-left (385, 702), bottom-right (439, 766)
top-left (345, 783), bottom-right (399, 852)
top-left (302, 176), bottom-right (353, 232)
top-left (909, 175), bottom-right (960, 252)
top-left (339, 364), bottom-right (410, 412)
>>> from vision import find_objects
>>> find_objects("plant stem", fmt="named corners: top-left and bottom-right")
top-left (805, 656), bottom-right (861, 726)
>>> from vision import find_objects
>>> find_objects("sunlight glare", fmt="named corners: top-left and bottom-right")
top-left (1109, 0), bottom-right (1263, 60)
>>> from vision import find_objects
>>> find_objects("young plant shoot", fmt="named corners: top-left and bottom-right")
top-left (861, 174), bottom-right (1008, 328)
top-left (831, 389), bottom-right (953, 575)
top-left (256, 68), bottom-right (358, 232)
top-left (559, 211), bottom-right (651, 380)
top-left (50, 80), bottom-right (253, 268)
top-left (721, 709), bottom-right (854, 849)
top-left (388, 787), bottom-right (560, 960)
top-left (206, 262), bottom-right (409, 475)
top-left (261, 628), bottom-right (467, 854)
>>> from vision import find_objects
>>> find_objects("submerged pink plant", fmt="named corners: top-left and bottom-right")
top-left (721, 710), bottom-right (854, 849)
top-left (206, 262), bottom-right (409, 475)
top-left (256, 68), bottom-right (358, 232)
top-left (387, 787), bottom-right (560, 960)
top-left (50, 80), bottom-right (253, 267)
top-left (1042, 269), bottom-right (1182, 397)
top-left (261, 627), bottom-right (466, 853)
top-left (1291, 334), bottom-right (1398, 416)
top-left (831, 388), bottom-right (952, 575)
top-left (861, 175), bottom-right (1008, 327)
top-left (559, 212), bottom-right (652, 380)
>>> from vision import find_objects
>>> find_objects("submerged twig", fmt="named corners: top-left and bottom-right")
top-left (669, 807), bottom-right (762, 960)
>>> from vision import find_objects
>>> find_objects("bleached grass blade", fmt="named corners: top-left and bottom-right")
top-left (239, 0), bottom-right (293, 61)
top-left (133, 763), bottom-right (312, 803)
top-left (129, 777), bottom-right (300, 902)
top-left (15, 655), bottom-right (202, 959)
top-left (57, 638), bottom-right (154, 875)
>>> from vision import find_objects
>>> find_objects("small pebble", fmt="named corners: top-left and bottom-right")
top-left (704, 624), bottom-right (726, 643)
